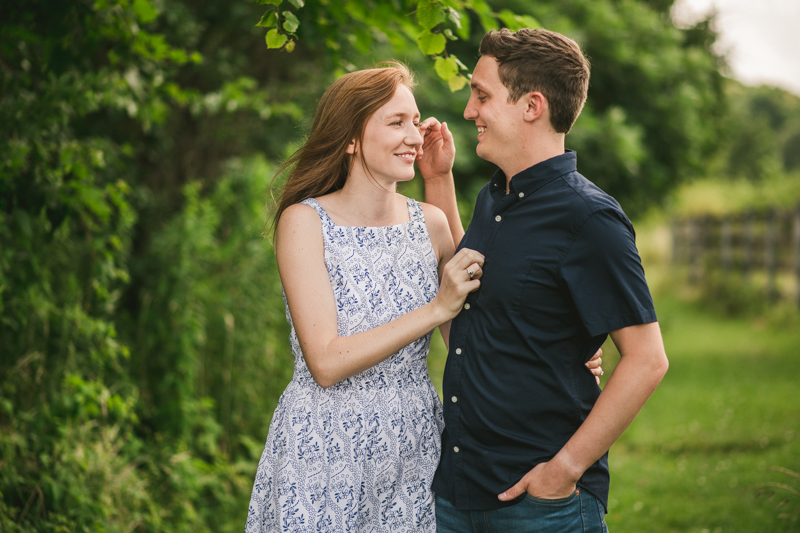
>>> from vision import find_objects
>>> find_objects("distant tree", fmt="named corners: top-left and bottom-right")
top-left (723, 82), bottom-right (800, 180)
top-left (261, 0), bottom-right (728, 216)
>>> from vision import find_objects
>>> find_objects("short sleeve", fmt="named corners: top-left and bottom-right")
top-left (561, 208), bottom-right (657, 337)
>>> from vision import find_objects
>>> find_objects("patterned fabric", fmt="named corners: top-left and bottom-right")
top-left (245, 197), bottom-right (444, 533)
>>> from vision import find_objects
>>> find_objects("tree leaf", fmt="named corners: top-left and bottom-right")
top-left (288, 0), bottom-right (304, 7)
top-left (456, 7), bottom-right (471, 39)
top-left (446, 7), bottom-right (461, 29)
top-left (285, 40), bottom-right (296, 52)
top-left (498, 9), bottom-right (540, 31)
top-left (282, 12), bottom-right (300, 33)
top-left (470, 0), bottom-right (498, 32)
top-left (256, 10), bottom-right (277, 27)
top-left (448, 74), bottom-right (468, 92)
top-left (417, 1), bottom-right (446, 31)
top-left (266, 29), bottom-right (288, 48)
top-left (132, 0), bottom-right (158, 23)
top-left (434, 56), bottom-right (458, 80)
top-left (417, 30), bottom-right (446, 55)
top-left (443, 28), bottom-right (457, 40)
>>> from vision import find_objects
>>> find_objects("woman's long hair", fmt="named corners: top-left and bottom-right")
top-left (267, 61), bottom-right (416, 237)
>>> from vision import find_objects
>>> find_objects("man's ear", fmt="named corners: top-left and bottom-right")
top-left (346, 139), bottom-right (356, 155)
top-left (523, 91), bottom-right (548, 123)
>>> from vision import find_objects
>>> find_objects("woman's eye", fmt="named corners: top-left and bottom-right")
top-left (414, 123), bottom-right (421, 129)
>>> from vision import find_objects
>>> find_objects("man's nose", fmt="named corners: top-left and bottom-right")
top-left (464, 97), bottom-right (478, 120)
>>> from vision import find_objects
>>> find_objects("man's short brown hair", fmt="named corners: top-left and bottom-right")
top-left (479, 28), bottom-right (590, 134)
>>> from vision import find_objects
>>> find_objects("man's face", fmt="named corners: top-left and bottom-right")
top-left (463, 56), bottom-right (528, 167)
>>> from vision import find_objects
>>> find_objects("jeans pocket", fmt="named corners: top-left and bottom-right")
top-left (523, 490), bottom-right (578, 506)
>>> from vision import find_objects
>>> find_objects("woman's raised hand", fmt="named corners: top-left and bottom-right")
top-left (417, 117), bottom-right (456, 180)
top-left (434, 248), bottom-right (484, 320)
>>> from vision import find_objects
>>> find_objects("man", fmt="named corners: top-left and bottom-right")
top-left (417, 28), bottom-right (669, 532)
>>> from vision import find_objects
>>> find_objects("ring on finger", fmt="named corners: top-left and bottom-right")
top-left (467, 268), bottom-right (474, 281)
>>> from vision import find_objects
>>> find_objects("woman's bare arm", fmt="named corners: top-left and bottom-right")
top-left (277, 203), bottom-right (483, 388)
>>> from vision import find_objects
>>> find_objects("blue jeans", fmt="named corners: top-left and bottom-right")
top-left (435, 490), bottom-right (609, 533)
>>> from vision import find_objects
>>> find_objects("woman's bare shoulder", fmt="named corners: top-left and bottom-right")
top-left (418, 201), bottom-right (454, 256)
top-left (276, 202), bottom-right (323, 248)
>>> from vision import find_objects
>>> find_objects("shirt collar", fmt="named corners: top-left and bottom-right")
top-left (490, 150), bottom-right (577, 198)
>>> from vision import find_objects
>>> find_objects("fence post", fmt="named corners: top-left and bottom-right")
top-left (689, 217), bottom-right (704, 283)
top-left (794, 204), bottom-right (800, 309)
top-left (721, 215), bottom-right (732, 273)
top-left (765, 209), bottom-right (778, 302)
top-left (671, 220), bottom-right (680, 264)
top-left (742, 211), bottom-right (754, 279)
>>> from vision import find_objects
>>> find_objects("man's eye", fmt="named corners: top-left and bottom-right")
top-left (392, 121), bottom-right (402, 126)
top-left (414, 123), bottom-right (421, 129)
top-left (478, 96), bottom-right (486, 103)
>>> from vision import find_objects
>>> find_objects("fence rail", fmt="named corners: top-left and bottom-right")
top-left (671, 205), bottom-right (800, 307)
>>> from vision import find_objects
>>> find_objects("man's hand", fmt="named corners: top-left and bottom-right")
top-left (498, 458), bottom-right (578, 502)
top-left (585, 347), bottom-right (603, 385)
top-left (418, 118), bottom-right (456, 180)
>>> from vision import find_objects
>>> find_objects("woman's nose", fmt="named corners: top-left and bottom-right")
top-left (407, 124), bottom-right (424, 145)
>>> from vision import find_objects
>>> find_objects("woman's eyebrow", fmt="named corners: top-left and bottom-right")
top-left (383, 111), bottom-right (421, 120)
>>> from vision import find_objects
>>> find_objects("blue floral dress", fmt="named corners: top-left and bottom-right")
top-left (245, 197), bottom-right (445, 533)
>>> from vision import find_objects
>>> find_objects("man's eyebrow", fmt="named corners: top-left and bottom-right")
top-left (470, 81), bottom-right (488, 92)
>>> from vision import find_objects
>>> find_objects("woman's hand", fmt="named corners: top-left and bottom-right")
top-left (417, 117), bottom-right (456, 180)
top-left (585, 348), bottom-right (604, 385)
top-left (433, 247), bottom-right (484, 320)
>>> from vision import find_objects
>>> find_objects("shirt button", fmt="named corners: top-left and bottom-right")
top-left (518, 192), bottom-right (525, 198)
top-left (451, 396), bottom-right (458, 403)
top-left (495, 215), bottom-right (502, 222)
top-left (455, 348), bottom-right (462, 355)
top-left (464, 303), bottom-right (470, 310)
top-left (454, 446), bottom-right (460, 453)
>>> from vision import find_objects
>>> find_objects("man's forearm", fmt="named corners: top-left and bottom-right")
top-left (423, 172), bottom-right (464, 245)
top-left (553, 322), bottom-right (669, 481)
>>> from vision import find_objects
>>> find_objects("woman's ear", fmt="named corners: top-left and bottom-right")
top-left (346, 139), bottom-right (356, 155)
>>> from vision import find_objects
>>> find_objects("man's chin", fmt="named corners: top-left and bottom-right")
top-left (475, 145), bottom-right (495, 164)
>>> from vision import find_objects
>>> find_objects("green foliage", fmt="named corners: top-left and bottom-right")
top-left (534, 0), bottom-right (726, 216)
top-left (1, 0), bottom-right (293, 529)
top-left (253, 0), bottom-right (518, 91)
top-left (670, 172), bottom-right (800, 217)
top-left (0, 0), bottom-right (744, 529)
top-left (721, 82), bottom-right (800, 181)
top-left (597, 294), bottom-right (800, 531)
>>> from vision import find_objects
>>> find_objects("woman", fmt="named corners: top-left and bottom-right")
top-left (245, 62), bottom-right (602, 532)
top-left (245, 62), bottom-right (482, 533)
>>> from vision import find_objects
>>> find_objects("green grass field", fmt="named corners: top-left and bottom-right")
top-left (427, 292), bottom-right (800, 532)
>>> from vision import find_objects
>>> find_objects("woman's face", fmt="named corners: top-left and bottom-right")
top-left (349, 84), bottom-right (423, 186)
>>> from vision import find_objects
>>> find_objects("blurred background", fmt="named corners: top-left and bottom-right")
top-left (1, 0), bottom-right (798, 531)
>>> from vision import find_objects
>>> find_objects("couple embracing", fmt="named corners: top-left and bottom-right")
top-left (245, 27), bottom-right (668, 533)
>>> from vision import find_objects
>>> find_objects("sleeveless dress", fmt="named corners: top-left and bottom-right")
top-left (244, 197), bottom-right (445, 533)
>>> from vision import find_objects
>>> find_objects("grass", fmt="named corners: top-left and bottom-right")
top-left (426, 272), bottom-right (800, 532)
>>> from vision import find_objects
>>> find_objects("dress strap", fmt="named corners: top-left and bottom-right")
top-left (300, 198), bottom-right (333, 226)
top-left (407, 197), bottom-right (426, 225)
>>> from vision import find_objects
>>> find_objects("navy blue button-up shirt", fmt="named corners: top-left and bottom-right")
top-left (431, 151), bottom-right (657, 511)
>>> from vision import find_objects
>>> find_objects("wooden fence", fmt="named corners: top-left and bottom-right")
top-left (671, 205), bottom-right (800, 307)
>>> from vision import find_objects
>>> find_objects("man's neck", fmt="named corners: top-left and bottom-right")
top-left (500, 134), bottom-right (565, 193)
